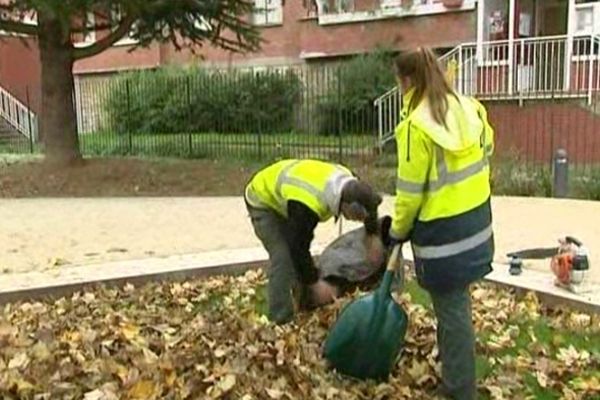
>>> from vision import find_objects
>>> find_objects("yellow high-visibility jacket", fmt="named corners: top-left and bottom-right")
top-left (245, 159), bottom-right (356, 222)
top-left (391, 88), bottom-right (495, 292)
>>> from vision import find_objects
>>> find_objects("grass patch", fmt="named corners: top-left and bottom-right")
top-left (79, 132), bottom-right (376, 160)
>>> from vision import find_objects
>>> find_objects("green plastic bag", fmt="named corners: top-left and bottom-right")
top-left (322, 245), bottom-right (408, 381)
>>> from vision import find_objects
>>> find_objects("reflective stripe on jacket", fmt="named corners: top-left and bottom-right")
top-left (245, 159), bottom-right (356, 222)
top-left (391, 89), bottom-right (495, 292)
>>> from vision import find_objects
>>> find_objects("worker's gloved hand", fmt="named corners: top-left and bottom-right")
top-left (365, 234), bottom-right (385, 268)
top-left (309, 279), bottom-right (338, 306)
top-left (387, 236), bottom-right (404, 252)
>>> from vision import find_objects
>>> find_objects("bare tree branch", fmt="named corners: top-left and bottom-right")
top-left (73, 13), bottom-right (136, 60)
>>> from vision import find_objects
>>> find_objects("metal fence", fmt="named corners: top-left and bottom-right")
top-left (68, 64), bottom-right (386, 163)
top-left (2, 61), bottom-right (600, 178)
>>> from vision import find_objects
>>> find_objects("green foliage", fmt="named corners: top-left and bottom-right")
top-left (572, 169), bottom-right (600, 200)
top-left (318, 49), bottom-right (397, 135)
top-left (490, 152), bottom-right (553, 197)
top-left (0, 0), bottom-right (260, 58)
top-left (103, 67), bottom-right (303, 135)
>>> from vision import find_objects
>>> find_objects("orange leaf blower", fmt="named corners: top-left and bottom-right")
top-left (506, 236), bottom-right (590, 293)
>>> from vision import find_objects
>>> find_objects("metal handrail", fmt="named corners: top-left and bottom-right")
top-left (0, 85), bottom-right (37, 140)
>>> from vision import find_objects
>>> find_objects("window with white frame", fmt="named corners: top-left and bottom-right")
top-left (111, 6), bottom-right (138, 46)
top-left (574, 1), bottom-right (599, 36)
top-left (318, 0), bottom-right (355, 14)
top-left (573, 1), bottom-right (600, 57)
top-left (381, 0), bottom-right (445, 10)
top-left (22, 11), bottom-right (37, 26)
top-left (74, 12), bottom-right (96, 47)
top-left (253, 0), bottom-right (283, 26)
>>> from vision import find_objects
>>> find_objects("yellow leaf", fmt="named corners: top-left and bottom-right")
top-left (121, 323), bottom-right (140, 341)
top-left (127, 380), bottom-right (158, 400)
top-left (10, 377), bottom-right (34, 393)
top-left (110, 362), bottom-right (130, 384)
top-left (165, 370), bottom-right (177, 388)
top-left (61, 330), bottom-right (82, 344)
top-left (571, 376), bottom-right (600, 391)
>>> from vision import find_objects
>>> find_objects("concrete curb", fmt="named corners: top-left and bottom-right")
top-left (0, 247), bottom-right (270, 305)
top-left (0, 245), bottom-right (598, 314)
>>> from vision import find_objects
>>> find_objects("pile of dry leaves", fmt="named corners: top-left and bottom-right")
top-left (0, 269), bottom-right (598, 399)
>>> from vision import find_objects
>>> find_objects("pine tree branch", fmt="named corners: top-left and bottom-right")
top-left (72, 14), bottom-right (136, 60)
top-left (0, 18), bottom-right (38, 36)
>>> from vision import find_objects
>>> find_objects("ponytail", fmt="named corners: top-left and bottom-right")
top-left (394, 47), bottom-right (457, 128)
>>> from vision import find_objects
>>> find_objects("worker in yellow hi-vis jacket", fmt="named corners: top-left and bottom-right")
top-left (389, 48), bottom-right (495, 400)
top-left (244, 159), bottom-right (385, 325)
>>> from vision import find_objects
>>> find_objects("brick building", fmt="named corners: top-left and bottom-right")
top-left (2, 0), bottom-right (600, 163)
top-left (0, 1), bottom-right (476, 115)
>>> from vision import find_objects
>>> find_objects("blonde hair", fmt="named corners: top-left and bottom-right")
top-left (394, 47), bottom-right (457, 127)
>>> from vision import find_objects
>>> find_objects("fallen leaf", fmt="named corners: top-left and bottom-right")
top-left (265, 388), bottom-right (284, 399)
top-left (84, 389), bottom-right (105, 400)
top-left (121, 323), bottom-right (141, 341)
top-left (216, 374), bottom-right (236, 393)
top-left (536, 371), bottom-right (548, 388)
top-left (31, 341), bottom-right (51, 361)
top-left (8, 352), bottom-right (30, 370)
top-left (570, 376), bottom-right (600, 391)
top-left (127, 380), bottom-right (158, 400)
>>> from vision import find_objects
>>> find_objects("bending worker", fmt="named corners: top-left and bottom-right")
top-left (389, 48), bottom-right (495, 400)
top-left (245, 159), bottom-right (384, 325)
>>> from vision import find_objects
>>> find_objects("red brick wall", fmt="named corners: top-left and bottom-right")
top-left (485, 100), bottom-right (600, 164)
top-left (0, 36), bottom-right (41, 113)
top-left (162, 6), bottom-right (476, 66)
top-left (74, 44), bottom-right (161, 74)
top-left (162, 0), bottom-right (307, 66)
top-left (298, 11), bottom-right (475, 57)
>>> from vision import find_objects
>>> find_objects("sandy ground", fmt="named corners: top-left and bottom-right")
top-left (1, 196), bottom-right (600, 284)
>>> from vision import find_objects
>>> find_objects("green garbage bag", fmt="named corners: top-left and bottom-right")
top-left (322, 245), bottom-right (408, 381)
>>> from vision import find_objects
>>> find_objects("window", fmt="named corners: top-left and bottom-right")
top-left (319, 0), bottom-right (355, 14)
top-left (193, 16), bottom-right (212, 31)
top-left (253, 0), bottom-right (283, 26)
top-left (111, 6), bottom-right (138, 46)
top-left (22, 12), bottom-right (37, 26)
top-left (575, 3), bottom-right (595, 35)
top-left (381, 0), bottom-right (444, 10)
top-left (74, 12), bottom-right (96, 47)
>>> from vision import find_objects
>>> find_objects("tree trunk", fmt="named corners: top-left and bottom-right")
top-left (38, 13), bottom-right (82, 165)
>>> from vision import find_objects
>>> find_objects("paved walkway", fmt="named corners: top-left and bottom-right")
top-left (2, 196), bottom-right (600, 285)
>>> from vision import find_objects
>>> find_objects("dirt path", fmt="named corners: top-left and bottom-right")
top-left (1, 195), bottom-right (600, 284)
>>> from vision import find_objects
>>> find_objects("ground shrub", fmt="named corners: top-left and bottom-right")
top-left (103, 67), bottom-right (303, 135)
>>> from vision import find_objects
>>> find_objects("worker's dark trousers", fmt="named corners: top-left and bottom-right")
top-left (429, 287), bottom-right (477, 400)
top-left (247, 205), bottom-right (297, 324)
